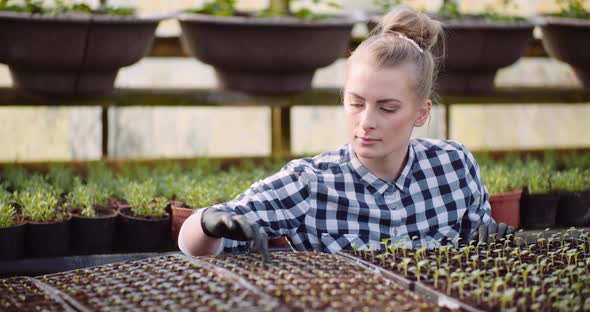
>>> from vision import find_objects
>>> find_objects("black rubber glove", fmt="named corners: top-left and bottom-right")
top-left (201, 208), bottom-right (270, 262)
top-left (469, 222), bottom-right (515, 243)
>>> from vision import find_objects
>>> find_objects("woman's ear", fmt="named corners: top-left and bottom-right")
top-left (414, 99), bottom-right (432, 127)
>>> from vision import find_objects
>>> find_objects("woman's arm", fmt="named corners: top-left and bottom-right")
top-left (179, 161), bottom-right (313, 256)
top-left (178, 209), bottom-right (222, 256)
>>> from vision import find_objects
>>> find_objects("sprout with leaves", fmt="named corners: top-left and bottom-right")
top-left (555, 0), bottom-right (590, 19)
top-left (67, 178), bottom-right (109, 217)
top-left (122, 180), bottom-right (167, 218)
top-left (0, 200), bottom-right (16, 228)
top-left (1, 0), bottom-right (135, 15)
top-left (14, 188), bottom-right (63, 222)
top-left (192, 0), bottom-right (340, 20)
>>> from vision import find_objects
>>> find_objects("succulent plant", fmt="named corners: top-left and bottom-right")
top-left (122, 180), bottom-right (167, 218)
top-left (67, 178), bottom-right (109, 217)
top-left (551, 168), bottom-right (590, 192)
top-left (0, 165), bottom-right (28, 191)
top-left (0, 201), bottom-right (16, 228)
top-left (191, 0), bottom-right (341, 19)
top-left (46, 164), bottom-right (75, 196)
top-left (0, 0), bottom-right (135, 15)
top-left (14, 188), bottom-right (63, 222)
top-left (86, 161), bottom-right (116, 197)
top-left (555, 0), bottom-right (590, 19)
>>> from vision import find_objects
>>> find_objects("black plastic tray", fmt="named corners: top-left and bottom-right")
top-left (0, 252), bottom-right (171, 278)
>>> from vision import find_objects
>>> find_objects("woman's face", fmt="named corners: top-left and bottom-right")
top-left (344, 60), bottom-right (431, 161)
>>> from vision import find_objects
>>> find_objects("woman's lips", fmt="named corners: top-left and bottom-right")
top-left (357, 136), bottom-right (380, 145)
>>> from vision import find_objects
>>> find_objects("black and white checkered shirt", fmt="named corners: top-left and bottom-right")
top-left (208, 138), bottom-right (492, 254)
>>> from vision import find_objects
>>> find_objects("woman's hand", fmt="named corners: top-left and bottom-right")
top-left (469, 222), bottom-right (515, 243)
top-left (201, 208), bottom-right (270, 262)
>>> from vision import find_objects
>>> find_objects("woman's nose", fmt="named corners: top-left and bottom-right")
top-left (360, 108), bottom-right (377, 131)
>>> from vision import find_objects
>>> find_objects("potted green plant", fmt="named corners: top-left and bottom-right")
top-left (46, 164), bottom-right (75, 199)
top-left (433, 0), bottom-right (534, 92)
top-left (0, 0), bottom-right (167, 95)
top-left (482, 164), bottom-right (523, 228)
top-left (519, 163), bottom-right (560, 229)
top-left (552, 168), bottom-right (590, 227)
top-left (67, 178), bottom-right (117, 255)
top-left (14, 183), bottom-right (70, 258)
top-left (178, 0), bottom-right (356, 95)
top-left (119, 179), bottom-right (170, 252)
top-left (0, 186), bottom-right (25, 260)
top-left (539, 0), bottom-right (590, 88)
top-left (0, 165), bottom-right (29, 192)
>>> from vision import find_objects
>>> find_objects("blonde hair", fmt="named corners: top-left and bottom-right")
top-left (348, 6), bottom-right (443, 103)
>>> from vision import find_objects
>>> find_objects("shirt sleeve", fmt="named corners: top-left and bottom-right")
top-left (211, 161), bottom-right (314, 254)
top-left (457, 143), bottom-right (494, 241)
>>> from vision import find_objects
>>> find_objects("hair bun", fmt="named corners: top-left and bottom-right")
top-left (380, 6), bottom-right (442, 51)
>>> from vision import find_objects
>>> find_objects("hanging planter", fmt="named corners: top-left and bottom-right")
top-left (433, 0), bottom-right (533, 92)
top-left (0, 2), bottom-right (166, 96)
top-left (437, 20), bottom-right (533, 92)
top-left (178, 0), bottom-right (355, 95)
top-left (539, 2), bottom-right (590, 89)
top-left (540, 17), bottom-right (590, 88)
top-left (365, 1), bottom-right (533, 92)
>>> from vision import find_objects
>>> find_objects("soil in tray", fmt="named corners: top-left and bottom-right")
top-left (0, 276), bottom-right (70, 311)
top-left (202, 251), bottom-right (448, 312)
top-left (343, 236), bottom-right (590, 312)
top-left (40, 255), bottom-right (277, 311)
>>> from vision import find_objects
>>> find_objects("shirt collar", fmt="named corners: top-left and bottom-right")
top-left (347, 143), bottom-right (415, 195)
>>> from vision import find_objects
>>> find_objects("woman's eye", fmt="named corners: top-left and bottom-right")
top-left (350, 103), bottom-right (364, 108)
top-left (381, 108), bottom-right (396, 113)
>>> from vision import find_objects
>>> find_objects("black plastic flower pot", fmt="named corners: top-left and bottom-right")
top-left (520, 192), bottom-right (560, 229)
top-left (0, 223), bottom-right (26, 260)
top-left (556, 191), bottom-right (590, 227)
top-left (71, 208), bottom-right (118, 255)
top-left (118, 207), bottom-right (170, 253)
top-left (25, 215), bottom-right (71, 258)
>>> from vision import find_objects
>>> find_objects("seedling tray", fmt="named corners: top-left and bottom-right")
top-left (38, 254), bottom-right (281, 311)
top-left (338, 235), bottom-right (590, 312)
top-left (0, 276), bottom-right (76, 311)
top-left (202, 251), bottom-right (445, 311)
top-left (336, 251), bottom-right (480, 312)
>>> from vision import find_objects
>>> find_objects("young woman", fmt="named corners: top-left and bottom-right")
top-left (179, 6), bottom-right (513, 259)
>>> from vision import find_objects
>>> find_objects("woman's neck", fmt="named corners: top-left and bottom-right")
top-left (356, 146), bottom-right (409, 182)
